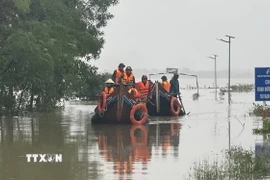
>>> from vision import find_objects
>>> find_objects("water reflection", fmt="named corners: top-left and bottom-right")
top-left (0, 114), bottom-right (84, 180)
top-left (255, 133), bottom-right (270, 157)
top-left (0, 111), bottom-right (181, 180)
top-left (228, 105), bottom-right (231, 150)
top-left (92, 123), bottom-right (181, 179)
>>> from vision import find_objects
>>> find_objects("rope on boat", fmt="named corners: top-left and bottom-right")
top-left (98, 111), bottom-right (104, 118)
top-left (104, 104), bottom-right (108, 112)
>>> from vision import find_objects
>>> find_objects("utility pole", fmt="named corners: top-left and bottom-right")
top-left (217, 35), bottom-right (235, 105)
top-left (208, 54), bottom-right (218, 100)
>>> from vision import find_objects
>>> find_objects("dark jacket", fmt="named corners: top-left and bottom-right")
top-left (169, 78), bottom-right (180, 94)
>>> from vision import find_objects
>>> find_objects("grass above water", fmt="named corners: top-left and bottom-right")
top-left (252, 103), bottom-right (270, 117)
top-left (231, 84), bottom-right (254, 92)
top-left (253, 119), bottom-right (270, 134)
top-left (185, 146), bottom-right (270, 180)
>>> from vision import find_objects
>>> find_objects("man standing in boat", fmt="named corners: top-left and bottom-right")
top-left (169, 73), bottom-right (180, 97)
top-left (112, 63), bottom-right (125, 84)
top-left (161, 76), bottom-right (171, 92)
top-left (121, 66), bottom-right (135, 86)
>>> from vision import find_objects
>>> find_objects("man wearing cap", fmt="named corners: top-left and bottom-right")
top-left (169, 73), bottom-right (180, 97)
top-left (103, 78), bottom-right (115, 95)
top-left (121, 66), bottom-right (135, 85)
top-left (161, 76), bottom-right (171, 92)
top-left (112, 63), bottom-right (125, 84)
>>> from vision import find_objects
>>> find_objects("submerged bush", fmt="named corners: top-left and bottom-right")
top-left (231, 84), bottom-right (254, 92)
top-left (185, 146), bottom-right (270, 180)
top-left (251, 103), bottom-right (270, 117)
top-left (253, 119), bottom-right (270, 134)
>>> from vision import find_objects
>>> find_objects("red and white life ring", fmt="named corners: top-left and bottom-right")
top-left (170, 97), bottom-right (181, 116)
top-left (130, 103), bottom-right (148, 125)
top-left (97, 91), bottom-right (107, 113)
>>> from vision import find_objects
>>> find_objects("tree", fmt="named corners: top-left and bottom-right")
top-left (0, 0), bottom-right (119, 114)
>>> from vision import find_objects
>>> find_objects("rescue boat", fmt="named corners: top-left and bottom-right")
top-left (146, 81), bottom-right (186, 116)
top-left (91, 83), bottom-right (149, 124)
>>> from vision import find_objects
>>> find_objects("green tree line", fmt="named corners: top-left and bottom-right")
top-left (231, 84), bottom-right (254, 92)
top-left (0, 0), bottom-right (117, 115)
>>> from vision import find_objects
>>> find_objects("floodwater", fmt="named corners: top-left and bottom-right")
top-left (0, 86), bottom-right (264, 180)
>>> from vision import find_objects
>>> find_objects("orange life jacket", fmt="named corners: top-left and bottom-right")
top-left (137, 81), bottom-right (150, 96)
top-left (104, 87), bottom-right (114, 94)
top-left (128, 88), bottom-right (140, 97)
top-left (122, 72), bottom-right (134, 84)
top-left (114, 69), bottom-right (124, 84)
top-left (162, 81), bottom-right (171, 92)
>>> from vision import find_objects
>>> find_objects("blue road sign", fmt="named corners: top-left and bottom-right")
top-left (255, 67), bottom-right (270, 101)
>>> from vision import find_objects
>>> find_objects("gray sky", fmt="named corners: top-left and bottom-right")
top-left (92, 0), bottom-right (270, 73)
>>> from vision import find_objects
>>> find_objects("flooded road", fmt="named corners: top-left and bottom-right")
top-left (0, 89), bottom-right (262, 180)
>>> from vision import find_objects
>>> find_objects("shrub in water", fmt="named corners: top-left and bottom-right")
top-left (252, 103), bottom-right (270, 117)
top-left (185, 146), bottom-right (270, 180)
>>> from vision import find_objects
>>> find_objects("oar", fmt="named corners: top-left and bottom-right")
top-left (177, 94), bottom-right (186, 115)
top-left (176, 93), bottom-right (190, 115)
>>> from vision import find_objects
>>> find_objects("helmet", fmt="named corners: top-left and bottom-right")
top-left (118, 63), bottom-right (125, 67)
top-left (125, 66), bottom-right (132, 71)
top-left (142, 75), bottom-right (148, 80)
top-left (161, 76), bottom-right (167, 80)
top-left (105, 78), bottom-right (115, 84)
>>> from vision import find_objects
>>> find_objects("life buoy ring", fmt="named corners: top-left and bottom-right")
top-left (98, 135), bottom-right (109, 160)
top-left (170, 123), bottom-right (176, 136)
top-left (170, 97), bottom-right (181, 116)
top-left (170, 123), bottom-right (181, 136)
top-left (130, 103), bottom-right (148, 125)
top-left (130, 125), bottom-right (148, 146)
top-left (97, 91), bottom-right (107, 113)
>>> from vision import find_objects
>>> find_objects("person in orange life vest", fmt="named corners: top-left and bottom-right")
top-left (121, 66), bottom-right (135, 86)
top-left (127, 82), bottom-right (148, 122)
top-left (94, 79), bottom-right (114, 114)
top-left (103, 78), bottom-right (115, 95)
top-left (112, 63), bottom-right (125, 84)
top-left (137, 75), bottom-right (151, 101)
top-left (126, 82), bottom-right (140, 98)
top-left (161, 76), bottom-right (171, 92)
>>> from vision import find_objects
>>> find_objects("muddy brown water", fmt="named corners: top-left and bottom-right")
top-left (0, 89), bottom-right (264, 180)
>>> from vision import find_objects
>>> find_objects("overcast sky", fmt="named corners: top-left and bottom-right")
top-left (91, 0), bottom-right (270, 73)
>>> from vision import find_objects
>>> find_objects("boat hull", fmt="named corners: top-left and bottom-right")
top-left (91, 100), bottom-right (135, 124)
top-left (91, 84), bottom-right (148, 124)
top-left (147, 82), bottom-right (186, 116)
